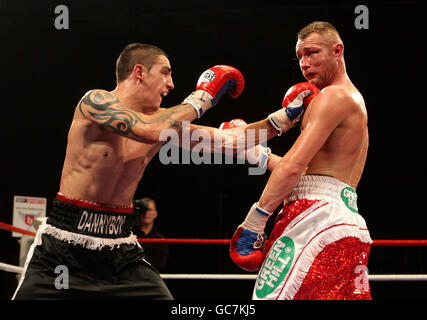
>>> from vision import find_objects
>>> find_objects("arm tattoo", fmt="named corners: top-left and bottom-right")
top-left (149, 106), bottom-right (189, 131)
top-left (80, 90), bottom-right (144, 137)
top-left (79, 90), bottom-right (192, 137)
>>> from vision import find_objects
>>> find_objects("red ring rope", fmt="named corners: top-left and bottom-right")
top-left (371, 240), bottom-right (427, 247)
top-left (140, 238), bottom-right (231, 244)
top-left (0, 221), bottom-right (426, 246)
top-left (0, 222), bottom-right (36, 237)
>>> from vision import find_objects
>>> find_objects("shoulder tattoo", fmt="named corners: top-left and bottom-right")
top-left (79, 90), bottom-right (144, 137)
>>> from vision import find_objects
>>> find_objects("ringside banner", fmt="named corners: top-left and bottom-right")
top-left (12, 195), bottom-right (46, 237)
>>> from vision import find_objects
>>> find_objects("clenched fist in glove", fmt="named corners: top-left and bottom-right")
top-left (268, 82), bottom-right (319, 135)
top-left (229, 203), bottom-right (272, 272)
top-left (184, 65), bottom-right (245, 118)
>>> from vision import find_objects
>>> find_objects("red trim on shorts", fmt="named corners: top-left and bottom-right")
top-left (56, 193), bottom-right (134, 214)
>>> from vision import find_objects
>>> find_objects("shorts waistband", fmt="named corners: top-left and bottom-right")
top-left (37, 223), bottom-right (138, 250)
top-left (287, 175), bottom-right (358, 206)
top-left (47, 195), bottom-right (133, 238)
top-left (56, 193), bottom-right (134, 213)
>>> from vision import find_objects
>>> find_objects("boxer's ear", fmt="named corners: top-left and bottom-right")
top-left (332, 42), bottom-right (344, 59)
top-left (133, 64), bottom-right (146, 83)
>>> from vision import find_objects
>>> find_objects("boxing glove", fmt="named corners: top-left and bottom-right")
top-left (219, 119), bottom-right (271, 168)
top-left (229, 203), bottom-right (272, 272)
top-left (219, 118), bottom-right (247, 130)
top-left (268, 82), bottom-right (319, 135)
top-left (184, 65), bottom-right (245, 118)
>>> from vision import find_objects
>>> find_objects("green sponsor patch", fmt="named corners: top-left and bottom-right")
top-left (255, 236), bottom-right (294, 299)
top-left (341, 186), bottom-right (358, 213)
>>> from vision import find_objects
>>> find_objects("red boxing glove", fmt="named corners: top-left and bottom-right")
top-left (229, 226), bottom-right (266, 272)
top-left (282, 82), bottom-right (319, 121)
top-left (184, 65), bottom-right (245, 118)
top-left (197, 65), bottom-right (245, 101)
top-left (268, 82), bottom-right (319, 135)
top-left (219, 118), bottom-right (247, 130)
top-left (229, 203), bottom-right (272, 272)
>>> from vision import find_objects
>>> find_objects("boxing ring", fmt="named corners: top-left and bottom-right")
top-left (1, 221), bottom-right (426, 296)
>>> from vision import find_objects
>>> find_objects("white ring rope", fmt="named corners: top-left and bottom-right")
top-left (160, 273), bottom-right (427, 281)
top-left (0, 262), bottom-right (24, 274)
top-left (1, 262), bottom-right (426, 281)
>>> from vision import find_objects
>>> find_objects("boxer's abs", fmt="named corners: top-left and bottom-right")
top-left (60, 160), bottom-right (146, 207)
top-left (60, 120), bottom-right (160, 207)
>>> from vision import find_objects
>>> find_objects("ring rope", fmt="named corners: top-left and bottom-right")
top-left (159, 273), bottom-right (427, 281)
top-left (139, 238), bottom-right (427, 246)
top-left (1, 220), bottom-right (427, 246)
top-left (0, 261), bottom-right (426, 281)
top-left (140, 238), bottom-right (231, 244)
top-left (0, 222), bottom-right (36, 237)
top-left (0, 262), bottom-right (24, 274)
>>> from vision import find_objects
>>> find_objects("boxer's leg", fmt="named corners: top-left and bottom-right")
top-left (13, 233), bottom-right (73, 299)
top-left (108, 256), bottom-right (173, 300)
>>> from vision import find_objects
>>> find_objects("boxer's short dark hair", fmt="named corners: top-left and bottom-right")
top-left (297, 21), bottom-right (340, 41)
top-left (115, 43), bottom-right (168, 82)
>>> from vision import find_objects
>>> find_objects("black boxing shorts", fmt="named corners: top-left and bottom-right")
top-left (12, 193), bottom-right (173, 300)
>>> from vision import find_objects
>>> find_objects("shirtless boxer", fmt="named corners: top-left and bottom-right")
top-left (13, 43), bottom-right (310, 300)
top-left (230, 21), bottom-right (372, 300)
top-left (12, 43), bottom-right (248, 300)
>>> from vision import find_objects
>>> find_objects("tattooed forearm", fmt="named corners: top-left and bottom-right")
top-left (148, 104), bottom-right (195, 132)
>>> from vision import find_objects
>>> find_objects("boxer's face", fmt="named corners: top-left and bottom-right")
top-left (142, 55), bottom-right (175, 108)
top-left (296, 32), bottom-right (338, 89)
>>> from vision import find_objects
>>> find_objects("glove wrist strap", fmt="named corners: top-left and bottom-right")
top-left (241, 202), bottom-right (271, 233)
top-left (268, 108), bottom-right (294, 136)
top-left (241, 146), bottom-right (271, 168)
top-left (183, 90), bottom-right (213, 118)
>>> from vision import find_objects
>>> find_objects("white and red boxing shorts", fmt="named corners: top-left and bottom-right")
top-left (253, 175), bottom-right (372, 300)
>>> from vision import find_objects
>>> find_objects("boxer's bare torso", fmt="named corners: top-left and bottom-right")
top-left (263, 80), bottom-right (368, 208)
top-left (58, 53), bottom-right (224, 207)
top-left (59, 106), bottom-right (164, 207)
top-left (301, 81), bottom-right (368, 189)
top-left (59, 54), bottom-right (183, 206)
top-left (259, 30), bottom-right (368, 211)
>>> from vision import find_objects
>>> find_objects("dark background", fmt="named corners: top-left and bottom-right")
top-left (0, 0), bottom-right (426, 300)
